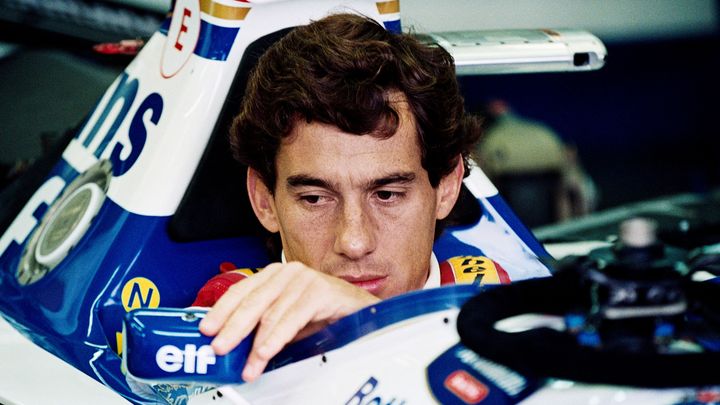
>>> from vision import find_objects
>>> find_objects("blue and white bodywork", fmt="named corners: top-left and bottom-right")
top-left (0, 0), bottom-right (611, 403)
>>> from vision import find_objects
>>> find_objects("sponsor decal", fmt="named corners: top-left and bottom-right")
top-left (156, 344), bottom-right (216, 374)
top-left (1, 70), bottom-right (164, 267)
top-left (345, 376), bottom-right (406, 405)
top-left (71, 71), bottom-right (164, 177)
top-left (696, 388), bottom-right (720, 403)
top-left (121, 277), bottom-right (161, 311)
top-left (454, 348), bottom-right (526, 397)
top-left (159, 0), bottom-right (249, 63)
top-left (442, 256), bottom-right (511, 285)
top-left (428, 344), bottom-right (537, 404)
top-left (444, 370), bottom-right (489, 404)
top-left (161, 0), bottom-right (201, 78)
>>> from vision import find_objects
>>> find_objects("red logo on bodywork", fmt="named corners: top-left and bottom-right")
top-left (444, 370), bottom-right (489, 404)
top-left (697, 389), bottom-right (720, 403)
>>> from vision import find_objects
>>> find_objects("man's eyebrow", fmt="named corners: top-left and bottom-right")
top-left (368, 172), bottom-right (416, 188)
top-left (286, 173), bottom-right (416, 190)
top-left (286, 175), bottom-right (334, 190)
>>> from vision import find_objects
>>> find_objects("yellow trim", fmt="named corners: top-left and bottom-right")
top-left (116, 331), bottom-right (123, 355)
top-left (200, 0), bottom-right (251, 20)
top-left (376, 0), bottom-right (400, 14)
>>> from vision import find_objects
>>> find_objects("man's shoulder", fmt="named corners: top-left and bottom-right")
top-left (439, 255), bottom-right (511, 286)
top-left (192, 267), bottom-right (262, 307)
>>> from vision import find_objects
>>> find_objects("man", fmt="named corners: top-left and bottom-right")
top-left (476, 99), bottom-right (597, 226)
top-left (198, 13), bottom-right (482, 382)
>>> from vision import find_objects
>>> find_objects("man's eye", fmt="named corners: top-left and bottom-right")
top-left (375, 190), bottom-right (403, 201)
top-left (299, 195), bottom-right (325, 204)
top-left (301, 195), bottom-right (320, 204)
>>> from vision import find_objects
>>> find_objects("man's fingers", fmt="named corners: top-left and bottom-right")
top-left (197, 262), bottom-right (382, 381)
top-left (243, 274), bottom-right (378, 380)
top-left (251, 273), bottom-right (309, 348)
top-left (242, 284), bottom-right (323, 382)
top-left (200, 263), bottom-right (284, 335)
top-left (199, 282), bottom-right (252, 336)
top-left (200, 264), bottom-right (292, 355)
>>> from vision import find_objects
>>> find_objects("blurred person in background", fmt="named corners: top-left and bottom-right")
top-left (475, 99), bottom-right (597, 227)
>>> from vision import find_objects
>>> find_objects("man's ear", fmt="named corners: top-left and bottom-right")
top-left (435, 155), bottom-right (465, 220)
top-left (247, 167), bottom-right (280, 233)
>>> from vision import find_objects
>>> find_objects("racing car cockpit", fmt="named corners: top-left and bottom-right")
top-left (8, 1), bottom-right (715, 404)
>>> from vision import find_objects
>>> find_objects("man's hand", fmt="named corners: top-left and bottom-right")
top-left (198, 262), bottom-right (380, 382)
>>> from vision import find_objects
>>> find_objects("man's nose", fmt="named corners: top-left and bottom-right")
top-left (334, 201), bottom-right (376, 259)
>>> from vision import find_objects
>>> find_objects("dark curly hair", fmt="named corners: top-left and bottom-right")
top-left (230, 13), bottom-right (481, 192)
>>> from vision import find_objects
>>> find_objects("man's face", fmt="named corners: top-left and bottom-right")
top-left (248, 98), bottom-right (462, 299)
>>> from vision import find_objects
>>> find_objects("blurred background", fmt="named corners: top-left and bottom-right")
top-left (0, 0), bottom-right (718, 229)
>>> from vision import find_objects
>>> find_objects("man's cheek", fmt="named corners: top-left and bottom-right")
top-left (388, 204), bottom-right (434, 236)
top-left (289, 227), bottom-right (333, 267)
top-left (284, 206), bottom-right (329, 236)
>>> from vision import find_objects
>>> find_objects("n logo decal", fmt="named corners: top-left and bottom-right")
top-left (121, 277), bottom-right (161, 311)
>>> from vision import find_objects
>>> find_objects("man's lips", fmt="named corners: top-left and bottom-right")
top-left (340, 275), bottom-right (387, 295)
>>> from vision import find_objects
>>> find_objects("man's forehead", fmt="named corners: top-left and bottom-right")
top-left (280, 122), bottom-right (418, 161)
top-left (275, 118), bottom-right (428, 189)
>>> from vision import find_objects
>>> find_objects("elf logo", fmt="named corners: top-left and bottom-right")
top-left (156, 344), bottom-right (216, 374)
